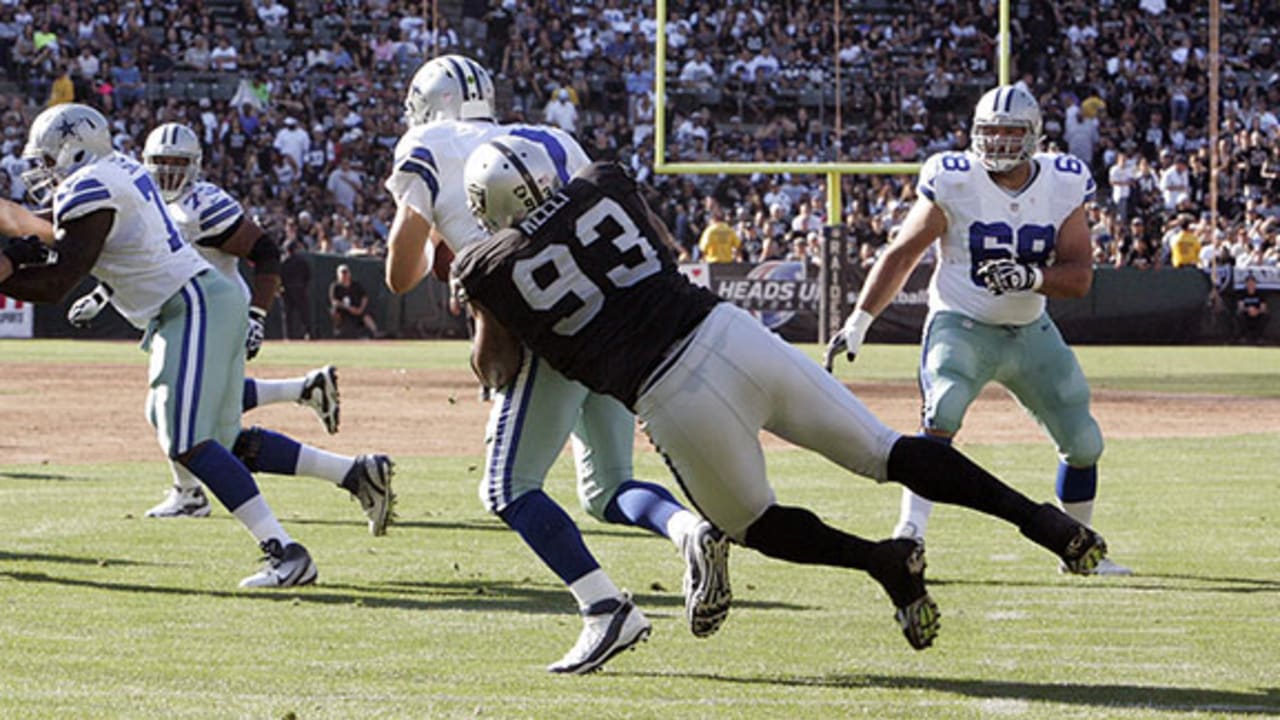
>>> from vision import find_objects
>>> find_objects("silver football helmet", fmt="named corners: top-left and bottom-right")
top-left (404, 54), bottom-right (495, 127)
top-left (143, 123), bottom-right (203, 202)
top-left (971, 85), bottom-right (1042, 173)
top-left (465, 135), bottom-right (564, 232)
top-left (22, 103), bottom-right (113, 205)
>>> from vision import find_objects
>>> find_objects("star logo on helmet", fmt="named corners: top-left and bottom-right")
top-left (55, 117), bottom-right (83, 140)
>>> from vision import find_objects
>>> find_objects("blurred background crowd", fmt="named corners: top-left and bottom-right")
top-left (1, 0), bottom-right (1279, 279)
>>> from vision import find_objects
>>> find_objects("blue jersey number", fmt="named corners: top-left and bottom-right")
top-left (132, 173), bottom-right (184, 252)
top-left (941, 155), bottom-right (971, 172)
top-left (967, 221), bottom-right (1055, 286)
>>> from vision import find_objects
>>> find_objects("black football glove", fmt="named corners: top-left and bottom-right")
top-left (2, 235), bottom-right (57, 270)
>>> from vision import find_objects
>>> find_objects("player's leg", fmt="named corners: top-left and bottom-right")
top-left (243, 365), bottom-right (340, 434)
top-left (150, 272), bottom-right (315, 587)
top-left (896, 312), bottom-right (1000, 539)
top-left (712, 304), bottom-right (1108, 576)
top-left (635, 304), bottom-right (938, 650)
top-left (575, 391), bottom-right (731, 638)
top-left (1001, 318), bottom-right (1128, 575)
top-left (483, 355), bottom-right (648, 674)
top-left (142, 460), bottom-right (212, 518)
top-left (231, 425), bottom-right (394, 536)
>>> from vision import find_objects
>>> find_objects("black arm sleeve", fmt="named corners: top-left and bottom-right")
top-left (246, 232), bottom-right (281, 275)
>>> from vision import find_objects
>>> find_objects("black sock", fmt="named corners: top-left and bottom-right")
top-left (742, 505), bottom-right (876, 570)
top-left (887, 436), bottom-right (1039, 528)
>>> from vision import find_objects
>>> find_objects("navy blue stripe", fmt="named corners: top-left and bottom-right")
top-left (444, 56), bottom-right (471, 100)
top-left (1003, 87), bottom-right (1016, 112)
top-left (73, 178), bottom-right (105, 192)
top-left (502, 355), bottom-right (539, 503)
top-left (486, 355), bottom-right (524, 508)
top-left (188, 278), bottom-right (208, 450)
top-left (991, 88), bottom-right (1002, 112)
top-left (918, 184), bottom-right (936, 201)
top-left (410, 146), bottom-right (439, 169)
top-left (510, 128), bottom-right (570, 183)
top-left (490, 139), bottom-right (545, 205)
top-left (398, 159), bottom-right (440, 204)
top-left (464, 58), bottom-right (485, 100)
top-left (56, 190), bottom-right (111, 221)
top-left (199, 197), bottom-right (235, 219)
top-left (201, 205), bottom-right (241, 231)
top-left (175, 286), bottom-right (194, 453)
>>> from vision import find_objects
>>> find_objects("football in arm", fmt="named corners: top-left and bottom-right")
top-left (469, 300), bottom-right (522, 389)
top-left (431, 233), bottom-right (454, 281)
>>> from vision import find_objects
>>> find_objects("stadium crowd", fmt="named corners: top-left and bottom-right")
top-left (1, 0), bottom-right (1279, 277)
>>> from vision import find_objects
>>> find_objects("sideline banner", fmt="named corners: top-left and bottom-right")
top-left (0, 293), bottom-right (34, 338)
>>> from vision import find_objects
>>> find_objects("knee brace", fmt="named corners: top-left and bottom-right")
top-left (231, 426), bottom-right (266, 473)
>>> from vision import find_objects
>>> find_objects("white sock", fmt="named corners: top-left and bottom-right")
top-left (1060, 499), bottom-right (1094, 527)
top-left (295, 446), bottom-right (355, 485)
top-left (568, 569), bottom-right (622, 610)
top-left (893, 489), bottom-right (935, 539)
top-left (170, 461), bottom-right (203, 491)
top-left (665, 509), bottom-right (702, 549)
top-left (231, 494), bottom-right (292, 545)
top-left (252, 377), bottom-right (307, 406)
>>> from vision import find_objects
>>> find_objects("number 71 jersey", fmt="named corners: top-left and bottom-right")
top-left (920, 150), bottom-right (1095, 326)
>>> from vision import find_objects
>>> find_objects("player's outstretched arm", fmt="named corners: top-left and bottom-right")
top-left (0, 198), bottom-right (55, 243)
top-left (825, 197), bottom-right (945, 371)
top-left (467, 299), bottom-right (523, 389)
top-left (0, 209), bottom-right (109, 302)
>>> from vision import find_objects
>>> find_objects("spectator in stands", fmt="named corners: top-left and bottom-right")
top-left (210, 35), bottom-right (239, 72)
top-left (1236, 274), bottom-right (1270, 343)
top-left (326, 157), bottom-right (361, 213)
top-left (329, 264), bottom-right (380, 339)
top-left (544, 88), bottom-right (578, 134)
top-left (698, 203), bottom-right (742, 263)
top-left (1160, 155), bottom-right (1192, 212)
top-left (274, 116), bottom-right (309, 171)
top-left (1168, 216), bottom-right (1202, 268)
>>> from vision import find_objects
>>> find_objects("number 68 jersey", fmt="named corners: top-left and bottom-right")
top-left (919, 150), bottom-right (1096, 326)
top-left (452, 162), bottom-right (720, 408)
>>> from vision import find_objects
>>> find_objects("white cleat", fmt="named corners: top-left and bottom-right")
top-left (340, 454), bottom-right (396, 536)
top-left (547, 592), bottom-right (651, 675)
top-left (681, 521), bottom-right (732, 638)
top-left (299, 365), bottom-right (340, 434)
top-left (144, 484), bottom-right (212, 518)
top-left (239, 539), bottom-right (318, 588)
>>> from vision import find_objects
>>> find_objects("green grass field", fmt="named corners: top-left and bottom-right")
top-left (2, 341), bottom-right (1278, 719)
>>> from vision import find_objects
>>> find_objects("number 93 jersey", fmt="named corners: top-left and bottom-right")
top-left (54, 152), bottom-right (209, 328)
top-left (919, 150), bottom-right (1096, 326)
top-left (453, 162), bottom-right (721, 408)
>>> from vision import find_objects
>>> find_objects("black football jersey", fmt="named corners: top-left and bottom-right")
top-left (453, 162), bottom-right (721, 407)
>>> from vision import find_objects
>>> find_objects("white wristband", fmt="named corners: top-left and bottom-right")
top-left (844, 308), bottom-right (876, 347)
top-left (1029, 266), bottom-right (1044, 292)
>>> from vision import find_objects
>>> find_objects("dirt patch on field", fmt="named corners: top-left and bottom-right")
top-left (2, 363), bottom-right (1276, 466)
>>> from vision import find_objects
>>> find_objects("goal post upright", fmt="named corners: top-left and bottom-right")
top-left (652, 0), bottom-right (1013, 342)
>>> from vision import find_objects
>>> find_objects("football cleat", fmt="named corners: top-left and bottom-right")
top-left (547, 592), bottom-right (651, 675)
top-left (239, 539), bottom-right (318, 588)
top-left (340, 454), bottom-right (396, 536)
top-left (144, 484), bottom-right (212, 518)
top-left (681, 520), bottom-right (732, 638)
top-left (1060, 557), bottom-right (1133, 576)
top-left (1020, 502), bottom-right (1108, 575)
top-left (867, 538), bottom-right (940, 651)
top-left (299, 365), bottom-right (340, 434)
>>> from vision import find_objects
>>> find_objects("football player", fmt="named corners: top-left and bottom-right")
top-left (64, 122), bottom-right (394, 536)
top-left (826, 85), bottom-right (1130, 576)
top-left (384, 55), bottom-right (730, 674)
top-left (0, 103), bottom-right (321, 586)
top-left (451, 135), bottom-right (1114, 652)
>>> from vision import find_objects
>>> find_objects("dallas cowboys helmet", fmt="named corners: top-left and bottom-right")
top-left (143, 123), bottom-right (202, 202)
top-left (404, 54), bottom-right (495, 127)
top-left (971, 85), bottom-right (1042, 173)
top-left (464, 135), bottom-right (563, 232)
top-left (22, 103), bottom-right (113, 205)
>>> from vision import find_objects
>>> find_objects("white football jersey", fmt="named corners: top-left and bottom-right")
top-left (919, 150), bottom-right (1096, 325)
top-left (384, 120), bottom-right (590, 253)
top-left (54, 152), bottom-right (210, 328)
top-left (169, 180), bottom-right (250, 299)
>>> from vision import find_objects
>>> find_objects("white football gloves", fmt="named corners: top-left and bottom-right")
top-left (67, 283), bottom-right (112, 328)
top-left (976, 258), bottom-right (1043, 296)
top-left (246, 306), bottom-right (267, 360)
top-left (823, 308), bottom-right (875, 372)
